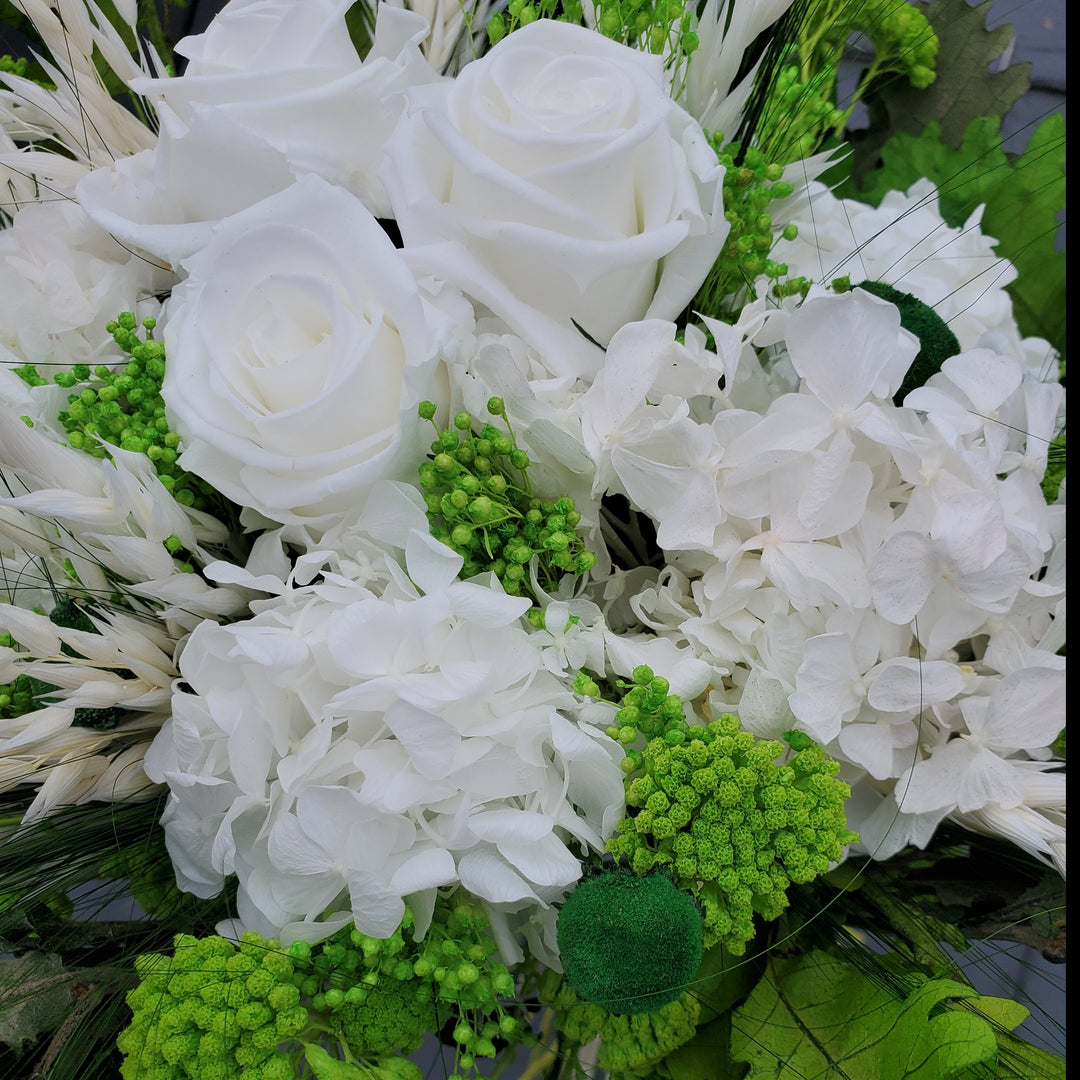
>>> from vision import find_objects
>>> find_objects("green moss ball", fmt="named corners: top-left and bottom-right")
top-left (556, 871), bottom-right (703, 1015)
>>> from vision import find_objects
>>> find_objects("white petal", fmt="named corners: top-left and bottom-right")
top-left (388, 847), bottom-right (458, 895)
top-left (496, 832), bottom-right (581, 889)
top-left (347, 872), bottom-right (408, 939)
top-left (405, 528), bottom-right (463, 594)
top-left (458, 848), bottom-right (540, 904)
top-left (898, 739), bottom-right (1024, 815)
top-left (867, 658), bottom-right (966, 712)
top-left (469, 808), bottom-right (553, 844)
top-left (383, 700), bottom-right (460, 779)
top-left (981, 667), bottom-right (1066, 751)
top-left (870, 532), bottom-right (936, 624)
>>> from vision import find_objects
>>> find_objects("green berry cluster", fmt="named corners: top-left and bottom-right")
top-left (14, 312), bottom-right (217, 512)
top-left (486, 0), bottom-right (697, 59)
top-left (854, 0), bottom-right (938, 90)
top-left (117, 901), bottom-right (523, 1080)
top-left (604, 665), bottom-right (688, 751)
top-left (693, 139), bottom-right (810, 318)
top-left (591, 0), bottom-right (697, 56)
top-left (606, 679), bottom-right (856, 953)
top-left (755, 63), bottom-right (847, 164)
top-left (315, 901), bottom-right (521, 1077)
top-left (538, 969), bottom-right (700, 1073)
top-left (417, 399), bottom-right (596, 598)
top-left (486, 0), bottom-right (584, 45)
top-left (784, 0), bottom-right (938, 156)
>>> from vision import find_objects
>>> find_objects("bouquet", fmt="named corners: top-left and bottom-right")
top-left (0, 0), bottom-right (1065, 1077)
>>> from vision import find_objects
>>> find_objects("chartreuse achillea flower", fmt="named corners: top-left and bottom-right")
top-left (539, 967), bottom-right (701, 1074)
top-left (604, 667), bottom-right (856, 953)
top-left (417, 397), bottom-right (596, 598)
top-left (118, 901), bottom-right (521, 1080)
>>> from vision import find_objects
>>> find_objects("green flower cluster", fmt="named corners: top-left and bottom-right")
top-left (754, 63), bottom-right (847, 165)
top-left (538, 969), bottom-right (700, 1074)
top-left (693, 139), bottom-right (810, 317)
top-left (0, 51), bottom-right (53, 89)
top-left (118, 930), bottom-right (306, 1080)
top-left (486, 0), bottom-right (697, 58)
top-left (117, 902), bottom-right (522, 1080)
top-left (0, 54), bottom-right (29, 77)
top-left (788, 0), bottom-right (938, 148)
top-left (15, 312), bottom-right (217, 512)
top-left (418, 398), bottom-right (596, 598)
top-left (486, 0), bottom-right (584, 44)
top-left (605, 669), bottom-right (856, 953)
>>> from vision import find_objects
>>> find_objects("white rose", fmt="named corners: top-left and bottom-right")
top-left (130, 0), bottom-right (439, 218)
top-left (0, 200), bottom-right (164, 368)
top-left (382, 19), bottom-right (728, 380)
top-left (161, 174), bottom-right (450, 530)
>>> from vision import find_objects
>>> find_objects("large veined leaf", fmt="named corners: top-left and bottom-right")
top-left (851, 113), bottom-right (1066, 356)
top-left (729, 950), bottom-right (1061, 1080)
top-left (847, 0), bottom-right (1030, 184)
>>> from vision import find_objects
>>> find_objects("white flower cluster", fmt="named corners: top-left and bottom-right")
top-left (1, 0), bottom-right (1064, 956)
top-left (559, 290), bottom-right (1065, 874)
top-left (145, 520), bottom-right (625, 952)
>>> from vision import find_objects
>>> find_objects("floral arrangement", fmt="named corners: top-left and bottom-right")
top-left (0, 0), bottom-right (1065, 1078)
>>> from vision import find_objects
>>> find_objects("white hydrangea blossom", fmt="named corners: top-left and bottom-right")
top-left (144, 529), bottom-right (626, 947)
top-left (472, 286), bottom-right (1064, 872)
top-left (772, 178), bottom-right (1057, 365)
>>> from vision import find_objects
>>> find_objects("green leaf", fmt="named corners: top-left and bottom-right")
top-left (879, 980), bottom-right (996, 1080)
top-left (691, 943), bottom-right (766, 1024)
top-left (990, 1030), bottom-right (1067, 1079)
top-left (0, 954), bottom-right (72, 1053)
top-left (893, 0), bottom-right (1030, 145)
top-left (665, 1013), bottom-right (748, 1080)
top-left (848, 0), bottom-right (1030, 183)
top-left (850, 113), bottom-right (1066, 355)
top-left (730, 952), bottom-right (1006, 1080)
top-left (956, 996), bottom-right (1066, 1080)
top-left (731, 951), bottom-right (896, 1079)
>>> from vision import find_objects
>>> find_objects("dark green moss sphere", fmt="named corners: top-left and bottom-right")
top-left (556, 870), bottom-right (703, 1015)
top-left (855, 280), bottom-right (961, 405)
